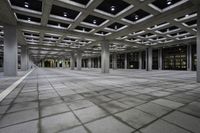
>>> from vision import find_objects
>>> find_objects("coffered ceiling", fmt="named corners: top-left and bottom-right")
top-left (0, 0), bottom-right (199, 61)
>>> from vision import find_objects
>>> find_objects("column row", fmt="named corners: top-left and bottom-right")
top-left (3, 25), bottom-right (33, 76)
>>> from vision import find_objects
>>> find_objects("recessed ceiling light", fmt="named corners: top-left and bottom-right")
top-left (24, 1), bottom-right (29, 8)
top-left (167, 0), bottom-right (172, 5)
top-left (135, 15), bottom-right (139, 20)
top-left (63, 12), bottom-right (67, 17)
top-left (111, 6), bottom-right (115, 12)
top-left (28, 18), bottom-right (31, 21)
top-left (185, 14), bottom-right (189, 17)
top-left (93, 20), bottom-right (97, 24)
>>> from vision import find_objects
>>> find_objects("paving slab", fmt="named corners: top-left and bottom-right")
top-left (85, 116), bottom-right (134, 133)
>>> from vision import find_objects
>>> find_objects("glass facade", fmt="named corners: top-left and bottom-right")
top-left (82, 59), bottom-right (88, 68)
top-left (127, 52), bottom-right (139, 69)
top-left (92, 57), bottom-right (99, 68)
top-left (142, 51), bottom-right (146, 69)
top-left (117, 54), bottom-right (125, 68)
top-left (0, 57), bottom-right (2, 67)
top-left (192, 44), bottom-right (196, 71)
top-left (44, 61), bottom-right (51, 67)
top-left (152, 49), bottom-right (159, 70)
top-left (162, 46), bottom-right (187, 70)
top-left (110, 55), bottom-right (113, 68)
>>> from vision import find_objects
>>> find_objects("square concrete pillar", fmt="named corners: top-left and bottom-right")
top-left (112, 53), bottom-right (117, 69)
top-left (97, 56), bottom-right (101, 68)
top-left (139, 51), bottom-right (142, 69)
top-left (101, 42), bottom-right (109, 73)
top-left (197, 8), bottom-right (200, 82)
top-left (146, 47), bottom-right (152, 71)
top-left (70, 52), bottom-right (75, 70)
top-left (158, 48), bottom-right (162, 70)
top-left (187, 44), bottom-right (192, 71)
top-left (88, 58), bottom-right (91, 68)
top-left (42, 60), bottom-right (45, 67)
top-left (53, 59), bottom-right (56, 68)
top-left (4, 25), bottom-right (18, 76)
top-left (91, 58), bottom-right (94, 68)
top-left (57, 60), bottom-right (60, 68)
top-left (124, 53), bottom-right (127, 69)
top-left (77, 51), bottom-right (82, 70)
top-left (21, 45), bottom-right (28, 71)
top-left (62, 59), bottom-right (65, 68)
top-left (28, 57), bottom-right (33, 69)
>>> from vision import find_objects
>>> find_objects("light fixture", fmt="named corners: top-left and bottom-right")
top-left (135, 15), bottom-right (139, 20)
top-left (185, 14), bottom-right (189, 17)
top-left (24, 1), bottom-right (29, 8)
top-left (114, 25), bottom-right (118, 30)
top-left (111, 6), bottom-right (115, 12)
top-left (93, 20), bottom-right (97, 24)
top-left (28, 17), bottom-right (31, 21)
top-left (63, 12), bottom-right (67, 17)
top-left (58, 23), bottom-right (61, 27)
top-left (167, 0), bottom-right (172, 5)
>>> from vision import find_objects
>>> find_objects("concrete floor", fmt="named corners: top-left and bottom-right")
top-left (0, 71), bottom-right (26, 93)
top-left (0, 68), bottom-right (199, 133)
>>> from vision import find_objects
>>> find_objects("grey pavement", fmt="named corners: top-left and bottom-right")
top-left (0, 68), bottom-right (199, 133)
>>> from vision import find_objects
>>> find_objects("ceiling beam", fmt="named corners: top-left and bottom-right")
top-left (106, 2), bottom-right (196, 39)
top-left (0, 0), bottom-right (17, 25)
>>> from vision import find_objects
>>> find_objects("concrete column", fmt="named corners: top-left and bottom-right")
top-left (53, 59), bottom-right (56, 68)
top-left (51, 60), bottom-right (54, 68)
top-left (4, 25), bottom-right (18, 76)
top-left (70, 52), bottom-right (75, 70)
top-left (158, 48), bottom-right (162, 70)
top-left (62, 59), bottom-right (65, 68)
top-left (77, 51), bottom-right (82, 70)
top-left (139, 51), bottom-right (142, 69)
top-left (88, 58), bottom-right (91, 68)
top-left (27, 54), bottom-right (29, 69)
top-left (124, 53), bottom-right (127, 69)
top-left (56, 59), bottom-right (60, 68)
top-left (197, 8), bottom-right (200, 82)
top-left (101, 42), bottom-right (109, 73)
top-left (146, 47), bottom-right (152, 71)
top-left (57, 60), bottom-right (60, 68)
top-left (21, 45), bottom-right (28, 71)
top-left (97, 57), bottom-right (101, 68)
top-left (187, 44), bottom-right (192, 71)
top-left (29, 57), bottom-right (33, 69)
top-left (112, 53), bottom-right (117, 69)
top-left (42, 60), bottom-right (45, 67)
top-left (91, 58), bottom-right (94, 68)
